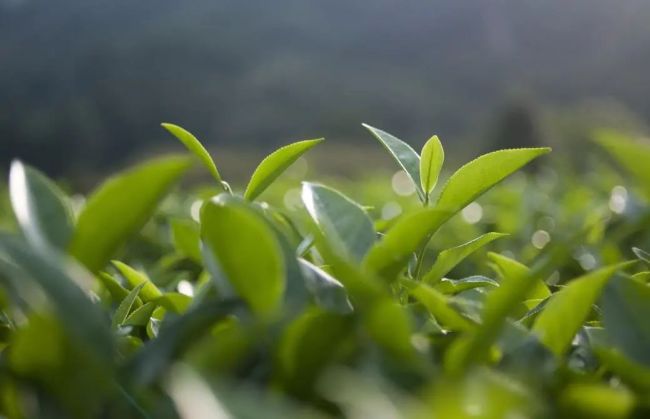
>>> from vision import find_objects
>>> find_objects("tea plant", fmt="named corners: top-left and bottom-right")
top-left (0, 124), bottom-right (649, 418)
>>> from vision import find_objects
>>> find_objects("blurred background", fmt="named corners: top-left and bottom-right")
top-left (2, 0), bottom-right (650, 185)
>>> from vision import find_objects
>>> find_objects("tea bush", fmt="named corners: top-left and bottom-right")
top-left (0, 124), bottom-right (649, 418)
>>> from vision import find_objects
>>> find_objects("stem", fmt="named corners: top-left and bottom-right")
top-left (413, 191), bottom-right (430, 280)
top-left (413, 245), bottom-right (427, 281)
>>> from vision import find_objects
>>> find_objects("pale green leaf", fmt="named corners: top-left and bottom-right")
top-left (201, 199), bottom-right (285, 317)
top-left (434, 276), bottom-right (499, 294)
top-left (162, 123), bottom-right (222, 182)
top-left (112, 282), bottom-right (146, 329)
top-left (69, 156), bottom-right (191, 272)
top-left (420, 135), bottom-right (444, 196)
top-left (244, 138), bottom-right (323, 201)
top-left (488, 252), bottom-right (551, 299)
top-left (423, 232), bottom-right (507, 285)
top-left (363, 208), bottom-right (451, 279)
top-left (404, 279), bottom-right (474, 331)
top-left (436, 148), bottom-right (551, 214)
top-left (595, 130), bottom-right (650, 198)
top-left (123, 302), bottom-right (158, 327)
top-left (532, 263), bottom-right (630, 356)
top-left (112, 261), bottom-right (163, 302)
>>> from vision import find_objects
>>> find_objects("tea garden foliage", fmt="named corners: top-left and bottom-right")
top-left (0, 124), bottom-right (649, 418)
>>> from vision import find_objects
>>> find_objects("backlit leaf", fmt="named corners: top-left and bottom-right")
top-left (244, 139), bottom-right (323, 201)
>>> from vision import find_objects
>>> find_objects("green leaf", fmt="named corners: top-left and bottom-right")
top-left (162, 122), bottom-right (222, 183)
top-left (404, 279), bottom-right (474, 331)
top-left (436, 148), bottom-right (551, 214)
top-left (277, 307), bottom-right (353, 396)
top-left (112, 282), bottom-right (146, 329)
top-left (201, 199), bottom-right (285, 317)
top-left (298, 259), bottom-right (353, 314)
top-left (302, 182), bottom-right (375, 262)
top-left (244, 138), bottom-right (323, 201)
top-left (123, 302), bottom-right (157, 327)
top-left (170, 218), bottom-right (202, 263)
top-left (69, 156), bottom-right (191, 272)
top-left (632, 247), bottom-right (650, 265)
top-left (595, 130), bottom-right (650, 198)
top-left (155, 293), bottom-right (192, 314)
top-left (362, 123), bottom-right (424, 201)
top-left (363, 298), bottom-right (416, 360)
top-left (0, 234), bottom-right (112, 359)
top-left (419, 135), bottom-right (444, 197)
top-left (434, 276), bottom-right (499, 294)
top-left (97, 272), bottom-right (131, 304)
top-left (445, 246), bottom-right (564, 373)
top-left (594, 347), bottom-right (650, 392)
top-left (9, 161), bottom-right (74, 251)
top-left (364, 208), bottom-right (450, 279)
top-left (601, 275), bottom-right (650, 366)
top-left (532, 263), bottom-right (630, 356)
top-left (364, 148), bottom-right (548, 280)
top-left (127, 300), bottom-right (241, 385)
top-left (423, 233), bottom-right (508, 285)
top-left (488, 252), bottom-right (551, 300)
top-left (112, 261), bottom-right (163, 302)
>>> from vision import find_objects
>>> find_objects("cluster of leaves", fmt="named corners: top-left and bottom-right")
top-left (0, 124), bottom-right (649, 418)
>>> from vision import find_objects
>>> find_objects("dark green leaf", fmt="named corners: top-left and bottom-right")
top-left (9, 161), bottom-right (74, 251)
top-left (363, 124), bottom-right (424, 201)
top-left (302, 182), bottom-right (375, 262)
top-left (601, 275), bottom-right (650, 366)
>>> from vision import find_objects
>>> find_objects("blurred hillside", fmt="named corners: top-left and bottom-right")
top-left (2, 0), bottom-right (650, 177)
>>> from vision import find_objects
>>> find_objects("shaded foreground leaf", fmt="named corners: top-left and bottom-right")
top-left (302, 182), bottom-right (375, 262)
top-left (9, 161), bottom-right (74, 251)
top-left (532, 263), bottom-right (631, 356)
top-left (201, 199), bottom-right (285, 317)
top-left (69, 156), bottom-right (191, 272)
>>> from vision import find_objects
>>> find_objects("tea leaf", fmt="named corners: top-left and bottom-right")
top-left (363, 123), bottom-right (424, 201)
top-left (112, 261), bottom-right (163, 302)
top-left (601, 275), bottom-right (650, 366)
top-left (69, 156), bottom-right (191, 272)
top-left (162, 122), bottom-right (222, 182)
top-left (9, 161), bottom-right (74, 251)
top-left (201, 199), bottom-right (285, 317)
top-left (244, 138), bottom-right (323, 201)
top-left (420, 135), bottom-right (444, 197)
top-left (423, 232), bottom-right (507, 285)
top-left (302, 182), bottom-right (375, 262)
top-left (532, 263), bottom-right (630, 356)
top-left (436, 148), bottom-right (551, 214)
top-left (112, 282), bottom-right (146, 329)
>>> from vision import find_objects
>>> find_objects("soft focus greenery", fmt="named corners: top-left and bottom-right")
top-left (0, 124), bottom-right (650, 418)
